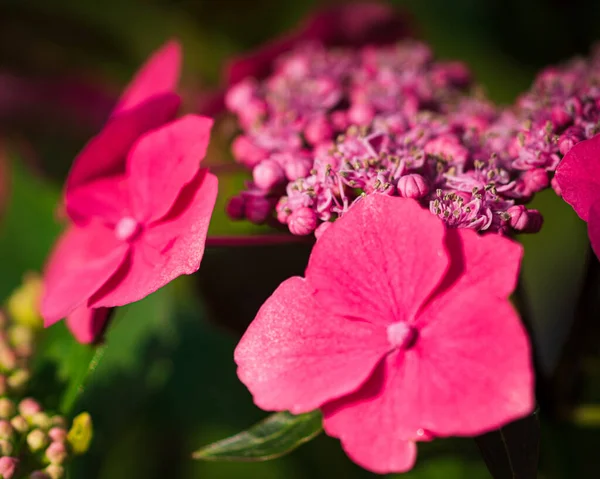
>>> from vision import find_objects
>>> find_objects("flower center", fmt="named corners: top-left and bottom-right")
top-left (386, 322), bottom-right (418, 350)
top-left (115, 217), bottom-right (141, 242)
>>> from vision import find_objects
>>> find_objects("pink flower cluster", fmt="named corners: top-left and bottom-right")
top-left (224, 39), bottom-right (550, 236)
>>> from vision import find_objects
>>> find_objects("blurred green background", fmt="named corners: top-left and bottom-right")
top-left (1, 0), bottom-right (600, 477)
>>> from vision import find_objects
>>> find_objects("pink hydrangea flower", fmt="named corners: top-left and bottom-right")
top-left (235, 194), bottom-right (534, 473)
top-left (41, 41), bottom-right (218, 343)
top-left (555, 133), bottom-right (600, 257)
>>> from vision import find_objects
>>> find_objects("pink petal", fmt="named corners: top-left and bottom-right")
top-left (127, 114), bottom-right (213, 223)
top-left (234, 276), bottom-right (389, 414)
top-left (65, 306), bottom-right (111, 344)
top-left (306, 195), bottom-right (449, 326)
top-left (66, 175), bottom-right (132, 226)
top-left (226, 3), bottom-right (410, 85)
top-left (555, 134), bottom-right (600, 221)
top-left (41, 222), bottom-right (128, 325)
top-left (90, 171), bottom-right (218, 307)
top-left (113, 40), bottom-right (181, 116)
top-left (588, 201), bottom-right (600, 259)
top-left (322, 358), bottom-right (419, 474)
top-left (428, 227), bottom-right (523, 303)
top-left (65, 93), bottom-right (180, 220)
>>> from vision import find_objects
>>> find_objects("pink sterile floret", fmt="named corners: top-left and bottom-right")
top-left (555, 133), bottom-right (600, 258)
top-left (234, 194), bottom-right (534, 474)
top-left (41, 41), bottom-right (218, 344)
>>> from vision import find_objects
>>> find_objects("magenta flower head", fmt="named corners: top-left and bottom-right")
top-left (225, 2), bottom-right (412, 86)
top-left (40, 41), bottom-right (218, 343)
top-left (234, 194), bottom-right (534, 473)
top-left (555, 133), bottom-right (600, 257)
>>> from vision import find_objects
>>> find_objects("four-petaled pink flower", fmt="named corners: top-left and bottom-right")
top-left (41, 41), bottom-right (218, 343)
top-left (234, 194), bottom-right (534, 473)
top-left (555, 133), bottom-right (600, 258)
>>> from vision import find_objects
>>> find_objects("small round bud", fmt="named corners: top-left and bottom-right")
top-left (347, 103), bottom-right (375, 125)
top-left (48, 427), bottom-right (67, 443)
top-left (7, 369), bottom-right (31, 392)
top-left (0, 439), bottom-right (13, 456)
top-left (0, 420), bottom-right (13, 439)
top-left (275, 198), bottom-right (291, 224)
top-left (507, 206), bottom-right (544, 233)
top-left (45, 441), bottom-right (68, 465)
top-left (0, 398), bottom-right (15, 419)
top-left (31, 412), bottom-right (52, 430)
top-left (225, 196), bottom-right (246, 220)
top-left (232, 136), bottom-right (268, 168)
top-left (397, 174), bottom-right (430, 199)
top-left (305, 116), bottom-right (333, 145)
top-left (244, 197), bottom-right (272, 225)
top-left (521, 168), bottom-right (549, 195)
top-left (0, 457), bottom-right (18, 479)
top-left (283, 156), bottom-right (311, 181)
top-left (19, 398), bottom-right (41, 418)
top-left (253, 159), bottom-right (285, 191)
top-left (288, 208), bottom-right (317, 236)
top-left (27, 429), bottom-right (49, 452)
top-left (11, 415), bottom-right (28, 434)
top-left (45, 464), bottom-right (64, 479)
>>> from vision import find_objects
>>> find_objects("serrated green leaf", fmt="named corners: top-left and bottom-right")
top-left (192, 410), bottom-right (323, 462)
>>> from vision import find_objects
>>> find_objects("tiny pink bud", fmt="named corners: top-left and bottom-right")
top-left (244, 197), bottom-right (272, 224)
top-left (397, 174), bottom-right (430, 199)
top-left (558, 126), bottom-right (585, 155)
top-left (226, 196), bottom-right (246, 220)
top-left (225, 80), bottom-right (256, 112)
top-left (522, 168), bottom-right (549, 194)
top-left (0, 457), bottom-right (18, 479)
top-left (253, 159), bottom-right (285, 191)
top-left (275, 198), bottom-right (291, 224)
top-left (283, 156), bottom-right (312, 181)
top-left (507, 206), bottom-right (544, 233)
top-left (19, 398), bottom-right (41, 418)
top-left (288, 208), bottom-right (317, 236)
top-left (45, 442), bottom-right (68, 465)
top-left (347, 103), bottom-right (375, 125)
top-left (48, 427), bottom-right (67, 443)
top-left (314, 222), bottom-right (332, 240)
top-left (232, 136), bottom-right (268, 168)
top-left (305, 116), bottom-right (333, 145)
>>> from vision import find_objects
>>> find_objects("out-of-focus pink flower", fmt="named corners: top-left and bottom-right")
top-left (41, 41), bottom-right (218, 344)
top-left (225, 2), bottom-right (413, 86)
top-left (235, 194), bottom-right (534, 473)
top-left (555, 134), bottom-right (600, 257)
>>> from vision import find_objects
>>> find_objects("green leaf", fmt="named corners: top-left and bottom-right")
top-left (474, 409), bottom-right (540, 479)
top-left (192, 410), bottom-right (323, 462)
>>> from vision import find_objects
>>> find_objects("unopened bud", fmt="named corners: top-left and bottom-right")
top-left (7, 369), bottom-right (31, 392)
top-left (0, 457), bottom-right (18, 479)
top-left (48, 427), bottom-right (67, 443)
top-left (288, 208), bottom-right (317, 236)
top-left (244, 196), bottom-right (272, 225)
top-left (253, 159), bottom-right (285, 191)
top-left (0, 399), bottom-right (15, 419)
top-left (0, 420), bottom-right (13, 439)
top-left (0, 439), bottom-right (13, 456)
top-left (31, 412), bottom-right (52, 430)
top-left (27, 429), bottom-right (48, 452)
top-left (10, 415), bottom-right (28, 434)
top-left (19, 398), bottom-right (41, 418)
top-left (305, 116), bottom-right (333, 145)
top-left (9, 325), bottom-right (35, 358)
top-left (232, 136), bottom-right (268, 168)
top-left (507, 205), bottom-right (544, 233)
top-left (45, 441), bottom-right (68, 465)
top-left (397, 174), bottom-right (430, 199)
top-left (45, 464), bottom-right (64, 479)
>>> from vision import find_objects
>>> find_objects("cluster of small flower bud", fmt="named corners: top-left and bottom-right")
top-left (225, 40), bottom-right (551, 235)
top-left (0, 276), bottom-right (92, 479)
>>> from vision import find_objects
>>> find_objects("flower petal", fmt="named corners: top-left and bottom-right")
top-left (90, 171), bottom-right (218, 307)
top-left (127, 114), bottom-right (213, 223)
top-left (66, 175), bottom-right (132, 226)
top-left (588, 201), bottom-right (600, 259)
top-left (41, 222), bottom-right (128, 325)
top-left (322, 358), bottom-right (419, 474)
top-left (306, 195), bottom-right (449, 326)
top-left (234, 276), bottom-right (389, 414)
top-left (65, 93), bottom-right (180, 221)
top-left (555, 134), bottom-right (600, 221)
top-left (113, 40), bottom-right (181, 116)
top-left (65, 307), bottom-right (111, 344)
